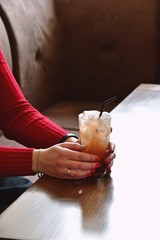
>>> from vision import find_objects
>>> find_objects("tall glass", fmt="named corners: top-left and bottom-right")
top-left (78, 110), bottom-right (111, 161)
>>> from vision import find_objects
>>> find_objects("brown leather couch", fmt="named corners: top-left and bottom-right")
top-left (0, 0), bottom-right (160, 146)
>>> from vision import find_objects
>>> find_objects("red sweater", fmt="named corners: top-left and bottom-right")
top-left (0, 48), bottom-right (68, 177)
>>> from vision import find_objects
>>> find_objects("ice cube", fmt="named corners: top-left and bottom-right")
top-left (96, 119), bottom-right (106, 132)
top-left (83, 110), bottom-right (99, 119)
top-left (100, 111), bottom-right (110, 119)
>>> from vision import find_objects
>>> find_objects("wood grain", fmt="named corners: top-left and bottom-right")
top-left (0, 83), bottom-right (160, 240)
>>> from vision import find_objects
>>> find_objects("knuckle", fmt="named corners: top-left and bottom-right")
top-left (76, 162), bottom-right (83, 170)
top-left (73, 171), bottom-right (79, 177)
top-left (77, 152), bottom-right (86, 161)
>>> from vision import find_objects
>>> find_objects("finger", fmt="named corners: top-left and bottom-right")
top-left (108, 142), bottom-right (116, 153)
top-left (109, 160), bottom-right (114, 168)
top-left (105, 152), bottom-right (116, 165)
top-left (58, 142), bottom-right (85, 151)
top-left (76, 139), bottom-right (81, 144)
top-left (66, 158), bottom-right (101, 171)
top-left (59, 146), bottom-right (101, 163)
top-left (64, 168), bottom-right (96, 179)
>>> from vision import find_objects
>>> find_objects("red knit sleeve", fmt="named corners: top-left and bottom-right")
top-left (0, 146), bottom-right (34, 177)
top-left (0, 49), bottom-right (68, 148)
top-left (0, 48), bottom-right (68, 177)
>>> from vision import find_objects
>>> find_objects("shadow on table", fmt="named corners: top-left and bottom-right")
top-left (37, 175), bottom-right (114, 233)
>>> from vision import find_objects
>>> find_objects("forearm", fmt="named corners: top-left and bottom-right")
top-left (2, 108), bottom-right (68, 148)
top-left (0, 49), bottom-right (68, 148)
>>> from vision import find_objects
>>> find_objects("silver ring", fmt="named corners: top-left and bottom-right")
top-left (67, 169), bottom-right (71, 176)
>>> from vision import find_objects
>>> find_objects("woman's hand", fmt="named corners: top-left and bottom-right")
top-left (93, 142), bottom-right (116, 177)
top-left (32, 140), bottom-right (116, 179)
top-left (32, 142), bottom-right (101, 179)
top-left (105, 142), bottom-right (116, 172)
top-left (66, 137), bottom-right (116, 176)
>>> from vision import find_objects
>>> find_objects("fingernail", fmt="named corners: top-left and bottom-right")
top-left (105, 158), bottom-right (111, 165)
top-left (96, 163), bottom-right (101, 168)
top-left (96, 156), bottom-right (101, 161)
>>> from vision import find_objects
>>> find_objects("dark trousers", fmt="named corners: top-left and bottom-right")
top-left (0, 177), bottom-right (32, 213)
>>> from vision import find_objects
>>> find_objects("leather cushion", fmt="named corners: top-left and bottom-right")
top-left (55, 0), bottom-right (159, 102)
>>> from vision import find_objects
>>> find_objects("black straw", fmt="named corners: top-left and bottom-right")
top-left (99, 96), bottom-right (117, 118)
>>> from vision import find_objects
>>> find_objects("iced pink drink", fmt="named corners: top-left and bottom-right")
top-left (79, 111), bottom-right (111, 160)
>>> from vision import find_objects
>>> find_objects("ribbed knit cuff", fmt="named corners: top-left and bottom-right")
top-left (0, 147), bottom-right (34, 177)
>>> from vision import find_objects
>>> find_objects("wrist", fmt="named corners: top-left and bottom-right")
top-left (32, 149), bottom-right (42, 173)
top-left (59, 133), bottom-right (79, 143)
top-left (32, 149), bottom-right (38, 173)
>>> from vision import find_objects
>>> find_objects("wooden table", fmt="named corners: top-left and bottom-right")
top-left (1, 83), bottom-right (160, 240)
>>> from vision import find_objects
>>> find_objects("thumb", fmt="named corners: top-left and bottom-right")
top-left (58, 142), bottom-right (86, 152)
